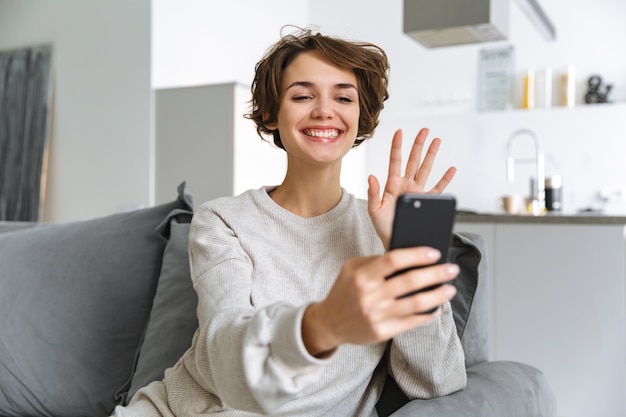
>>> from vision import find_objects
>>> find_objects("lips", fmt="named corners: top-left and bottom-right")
top-left (302, 128), bottom-right (341, 139)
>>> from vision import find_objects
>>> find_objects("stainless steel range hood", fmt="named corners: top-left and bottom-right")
top-left (404, 0), bottom-right (555, 48)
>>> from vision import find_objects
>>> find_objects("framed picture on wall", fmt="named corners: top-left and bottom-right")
top-left (0, 44), bottom-right (53, 221)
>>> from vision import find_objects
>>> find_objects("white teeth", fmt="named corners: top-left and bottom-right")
top-left (304, 129), bottom-right (339, 138)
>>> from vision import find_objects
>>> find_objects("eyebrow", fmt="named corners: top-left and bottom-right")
top-left (285, 81), bottom-right (358, 91)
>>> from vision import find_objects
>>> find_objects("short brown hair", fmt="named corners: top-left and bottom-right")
top-left (245, 27), bottom-right (390, 149)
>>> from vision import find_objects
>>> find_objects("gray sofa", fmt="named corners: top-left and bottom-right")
top-left (0, 184), bottom-right (556, 416)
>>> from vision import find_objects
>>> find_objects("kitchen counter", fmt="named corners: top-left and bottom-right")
top-left (456, 211), bottom-right (626, 225)
top-left (454, 216), bottom-right (626, 417)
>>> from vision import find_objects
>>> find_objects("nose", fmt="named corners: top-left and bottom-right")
top-left (311, 96), bottom-right (335, 119)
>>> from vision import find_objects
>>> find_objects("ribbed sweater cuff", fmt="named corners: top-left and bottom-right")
top-left (274, 304), bottom-right (336, 368)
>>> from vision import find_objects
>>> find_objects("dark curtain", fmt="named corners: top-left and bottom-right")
top-left (0, 45), bottom-right (53, 221)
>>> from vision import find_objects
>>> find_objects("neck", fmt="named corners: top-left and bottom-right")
top-left (270, 163), bottom-right (343, 218)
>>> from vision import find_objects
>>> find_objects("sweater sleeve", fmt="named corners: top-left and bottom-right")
top-left (388, 301), bottom-right (467, 399)
top-left (185, 204), bottom-right (332, 414)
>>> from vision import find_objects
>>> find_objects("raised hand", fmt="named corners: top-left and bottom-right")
top-left (367, 128), bottom-right (457, 249)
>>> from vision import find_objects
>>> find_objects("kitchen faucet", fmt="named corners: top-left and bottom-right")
top-left (506, 128), bottom-right (545, 213)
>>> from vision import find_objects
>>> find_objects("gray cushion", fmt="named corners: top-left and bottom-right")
top-left (453, 232), bottom-right (490, 367)
top-left (389, 361), bottom-right (557, 417)
top-left (448, 232), bottom-right (480, 341)
top-left (126, 209), bottom-right (198, 401)
top-left (0, 184), bottom-right (192, 417)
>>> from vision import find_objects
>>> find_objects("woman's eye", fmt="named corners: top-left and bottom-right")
top-left (293, 95), bottom-right (311, 101)
top-left (336, 96), bottom-right (356, 104)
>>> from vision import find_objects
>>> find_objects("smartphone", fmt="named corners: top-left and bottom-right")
top-left (388, 193), bottom-right (457, 311)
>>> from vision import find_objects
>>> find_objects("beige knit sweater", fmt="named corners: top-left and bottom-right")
top-left (113, 187), bottom-right (466, 417)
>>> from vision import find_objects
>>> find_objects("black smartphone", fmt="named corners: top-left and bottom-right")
top-left (388, 193), bottom-right (457, 311)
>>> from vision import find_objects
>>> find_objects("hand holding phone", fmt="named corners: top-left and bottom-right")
top-left (387, 193), bottom-right (457, 312)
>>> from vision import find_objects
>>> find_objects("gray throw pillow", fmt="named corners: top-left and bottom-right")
top-left (126, 209), bottom-right (198, 401)
top-left (0, 183), bottom-right (192, 417)
top-left (449, 232), bottom-right (481, 340)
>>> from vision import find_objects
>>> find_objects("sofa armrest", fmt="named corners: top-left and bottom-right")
top-left (389, 361), bottom-right (557, 417)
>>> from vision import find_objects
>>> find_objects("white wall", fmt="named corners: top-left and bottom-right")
top-left (0, 0), bottom-right (152, 222)
top-left (153, 0), bottom-right (626, 214)
top-left (152, 0), bottom-right (310, 89)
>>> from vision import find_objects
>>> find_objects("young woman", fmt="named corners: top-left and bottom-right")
top-left (114, 28), bottom-right (465, 417)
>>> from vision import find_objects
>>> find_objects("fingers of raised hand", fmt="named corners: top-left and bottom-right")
top-left (394, 129), bottom-right (453, 194)
top-left (412, 136), bottom-right (441, 186)
top-left (387, 129), bottom-right (405, 179)
top-left (403, 128), bottom-right (429, 180)
top-left (428, 166), bottom-right (457, 194)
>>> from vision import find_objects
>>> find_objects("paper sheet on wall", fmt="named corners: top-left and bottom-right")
top-left (478, 46), bottom-right (515, 111)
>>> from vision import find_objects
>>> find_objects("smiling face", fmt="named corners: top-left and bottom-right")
top-left (264, 51), bottom-right (360, 169)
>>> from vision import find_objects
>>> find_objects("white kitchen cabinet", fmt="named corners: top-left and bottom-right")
top-left (456, 217), bottom-right (626, 417)
top-left (154, 82), bottom-right (286, 206)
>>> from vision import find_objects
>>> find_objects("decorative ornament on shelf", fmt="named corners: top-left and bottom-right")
top-left (584, 75), bottom-right (613, 104)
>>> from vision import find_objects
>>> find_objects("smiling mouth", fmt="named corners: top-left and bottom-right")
top-left (303, 129), bottom-right (340, 139)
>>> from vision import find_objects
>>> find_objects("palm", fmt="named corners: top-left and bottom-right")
top-left (368, 128), bottom-right (456, 249)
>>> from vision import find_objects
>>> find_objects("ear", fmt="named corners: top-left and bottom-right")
top-left (262, 112), bottom-right (277, 130)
